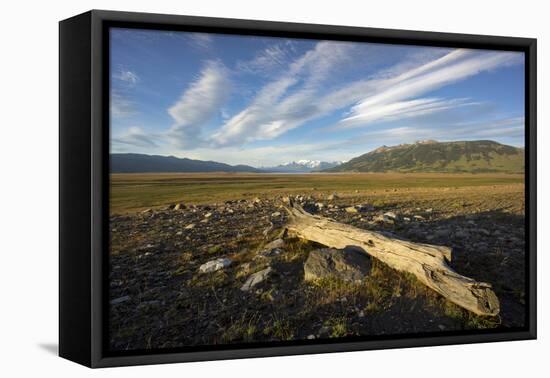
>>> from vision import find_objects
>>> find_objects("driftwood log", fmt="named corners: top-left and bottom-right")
top-left (284, 203), bottom-right (500, 316)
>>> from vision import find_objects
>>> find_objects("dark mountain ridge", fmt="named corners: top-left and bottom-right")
top-left (111, 153), bottom-right (261, 173)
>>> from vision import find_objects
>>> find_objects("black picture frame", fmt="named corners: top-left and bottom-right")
top-left (59, 9), bottom-right (537, 368)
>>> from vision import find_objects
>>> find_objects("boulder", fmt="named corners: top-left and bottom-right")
top-left (357, 204), bottom-right (374, 212)
top-left (257, 239), bottom-right (285, 258)
top-left (304, 248), bottom-right (371, 282)
top-left (199, 258), bottom-right (232, 273)
top-left (241, 267), bottom-right (273, 291)
top-left (110, 295), bottom-right (131, 305)
top-left (383, 212), bottom-right (398, 222)
top-left (264, 238), bottom-right (285, 250)
top-left (302, 202), bottom-right (318, 214)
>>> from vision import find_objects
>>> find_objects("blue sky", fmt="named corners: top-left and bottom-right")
top-left (110, 28), bottom-right (525, 167)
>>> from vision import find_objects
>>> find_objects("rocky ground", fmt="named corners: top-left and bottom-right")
top-left (109, 186), bottom-right (525, 351)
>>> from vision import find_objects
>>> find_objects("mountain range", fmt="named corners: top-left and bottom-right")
top-left (260, 160), bottom-right (344, 173)
top-left (111, 153), bottom-right (261, 173)
top-left (325, 140), bottom-right (524, 173)
top-left (111, 140), bottom-right (524, 174)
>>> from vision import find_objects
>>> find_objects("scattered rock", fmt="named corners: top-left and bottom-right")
top-left (241, 267), bottom-right (273, 291)
top-left (455, 230), bottom-right (469, 238)
top-left (199, 258), bottom-right (232, 273)
top-left (357, 204), bottom-right (374, 212)
top-left (345, 206), bottom-right (358, 213)
top-left (204, 212), bottom-right (212, 218)
top-left (302, 202), bottom-right (318, 214)
top-left (327, 193), bottom-right (339, 201)
top-left (184, 223), bottom-right (195, 229)
top-left (304, 248), bottom-right (371, 283)
top-left (258, 248), bottom-right (283, 258)
top-left (478, 228), bottom-right (491, 236)
top-left (264, 238), bottom-right (285, 250)
top-left (383, 211), bottom-right (398, 222)
top-left (434, 229), bottom-right (451, 238)
top-left (271, 211), bottom-right (281, 217)
top-left (318, 326), bottom-right (330, 338)
top-left (173, 203), bottom-right (185, 210)
top-left (110, 295), bottom-right (131, 305)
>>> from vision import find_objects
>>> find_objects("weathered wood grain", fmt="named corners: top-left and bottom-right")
top-left (284, 203), bottom-right (500, 316)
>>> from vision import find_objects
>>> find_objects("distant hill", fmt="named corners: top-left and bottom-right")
top-left (262, 160), bottom-right (343, 173)
top-left (325, 140), bottom-right (524, 173)
top-left (111, 153), bottom-right (261, 173)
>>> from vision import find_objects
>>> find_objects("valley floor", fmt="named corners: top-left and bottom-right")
top-left (108, 173), bottom-right (526, 351)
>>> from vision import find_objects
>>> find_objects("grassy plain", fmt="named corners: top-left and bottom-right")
top-left (110, 172), bottom-right (524, 214)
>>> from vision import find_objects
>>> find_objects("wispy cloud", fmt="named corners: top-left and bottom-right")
top-left (166, 60), bottom-right (230, 148)
top-left (337, 116), bottom-right (525, 147)
top-left (112, 126), bottom-right (158, 148)
top-left (339, 49), bottom-right (522, 128)
top-left (186, 33), bottom-right (213, 50)
top-left (212, 41), bottom-right (356, 146)
top-left (337, 97), bottom-right (480, 127)
top-left (210, 46), bottom-right (521, 148)
top-left (110, 92), bottom-right (136, 118)
top-left (113, 69), bottom-right (140, 85)
top-left (237, 41), bottom-right (296, 75)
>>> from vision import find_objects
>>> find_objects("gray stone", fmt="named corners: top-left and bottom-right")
top-left (455, 229), bottom-right (469, 238)
top-left (110, 295), bottom-right (131, 305)
top-left (304, 248), bottom-right (371, 283)
top-left (357, 204), bottom-right (374, 212)
top-left (264, 238), bottom-right (285, 250)
top-left (199, 258), bottom-right (232, 273)
top-left (241, 267), bottom-right (273, 291)
top-left (434, 229), bottom-right (451, 238)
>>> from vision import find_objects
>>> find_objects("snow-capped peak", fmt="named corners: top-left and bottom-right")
top-left (284, 160), bottom-right (322, 168)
